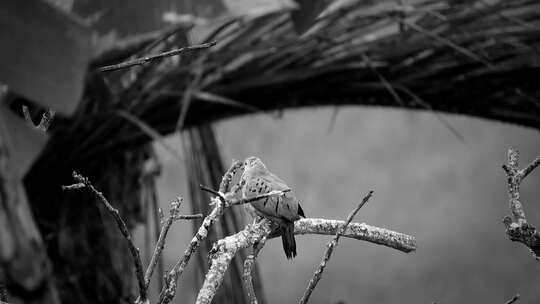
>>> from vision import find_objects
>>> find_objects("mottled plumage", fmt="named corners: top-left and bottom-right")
top-left (241, 157), bottom-right (305, 259)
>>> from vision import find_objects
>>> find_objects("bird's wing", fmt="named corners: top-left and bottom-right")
top-left (246, 174), bottom-right (300, 222)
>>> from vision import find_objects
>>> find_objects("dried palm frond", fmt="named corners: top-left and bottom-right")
top-left (42, 0), bottom-right (539, 165)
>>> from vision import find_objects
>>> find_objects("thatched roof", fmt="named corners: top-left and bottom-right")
top-left (44, 0), bottom-right (539, 164)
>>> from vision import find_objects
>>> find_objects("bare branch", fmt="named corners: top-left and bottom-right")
top-left (299, 191), bottom-right (373, 304)
top-left (64, 172), bottom-right (148, 303)
top-left (61, 183), bottom-right (85, 190)
top-left (98, 41), bottom-right (216, 72)
top-left (520, 155), bottom-right (540, 180)
top-left (501, 148), bottom-right (540, 259)
top-left (243, 236), bottom-right (267, 304)
top-left (144, 197), bottom-right (182, 290)
top-left (505, 294), bottom-right (520, 304)
top-left (174, 214), bottom-right (203, 220)
top-left (196, 215), bottom-right (415, 304)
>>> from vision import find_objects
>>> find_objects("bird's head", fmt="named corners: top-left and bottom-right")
top-left (243, 156), bottom-right (267, 172)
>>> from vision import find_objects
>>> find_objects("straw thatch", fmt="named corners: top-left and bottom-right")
top-left (30, 0), bottom-right (536, 167)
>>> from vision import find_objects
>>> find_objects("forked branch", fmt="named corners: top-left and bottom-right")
top-left (501, 148), bottom-right (540, 259)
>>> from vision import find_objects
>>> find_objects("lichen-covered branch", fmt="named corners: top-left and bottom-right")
top-left (196, 221), bottom-right (274, 304)
top-left (299, 191), bottom-right (373, 304)
top-left (501, 148), bottom-right (540, 259)
top-left (97, 41), bottom-right (216, 72)
top-left (243, 236), bottom-right (267, 304)
top-left (290, 218), bottom-right (416, 253)
top-left (196, 215), bottom-right (416, 304)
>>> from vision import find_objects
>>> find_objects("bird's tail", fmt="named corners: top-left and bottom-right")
top-left (281, 223), bottom-right (297, 259)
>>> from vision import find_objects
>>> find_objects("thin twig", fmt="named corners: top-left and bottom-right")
top-left (501, 148), bottom-right (540, 259)
top-left (174, 214), bottom-right (203, 220)
top-left (299, 190), bottom-right (374, 304)
top-left (505, 294), bottom-right (520, 304)
top-left (520, 155), bottom-right (540, 180)
top-left (62, 183), bottom-right (85, 190)
top-left (64, 172), bottom-right (148, 303)
top-left (144, 197), bottom-right (182, 290)
top-left (98, 41), bottom-right (216, 72)
top-left (243, 236), bottom-right (267, 304)
top-left (219, 159), bottom-right (244, 193)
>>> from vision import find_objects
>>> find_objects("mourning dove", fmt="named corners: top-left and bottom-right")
top-left (241, 157), bottom-right (305, 259)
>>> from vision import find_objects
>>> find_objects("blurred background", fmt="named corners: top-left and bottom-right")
top-left (1, 0), bottom-right (539, 304)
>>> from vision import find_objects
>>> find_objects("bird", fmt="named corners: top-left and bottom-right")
top-left (241, 156), bottom-right (305, 259)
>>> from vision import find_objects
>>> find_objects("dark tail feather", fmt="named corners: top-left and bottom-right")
top-left (281, 223), bottom-right (297, 259)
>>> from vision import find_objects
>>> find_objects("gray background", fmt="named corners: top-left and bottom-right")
top-left (138, 107), bottom-right (540, 303)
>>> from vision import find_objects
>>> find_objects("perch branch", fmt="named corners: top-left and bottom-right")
top-left (243, 236), bottom-right (267, 304)
top-left (501, 148), bottom-right (540, 259)
top-left (98, 41), bottom-right (216, 72)
top-left (196, 215), bottom-right (415, 304)
top-left (290, 218), bottom-right (416, 253)
top-left (63, 172), bottom-right (148, 303)
top-left (157, 160), bottom-right (243, 304)
top-left (299, 190), bottom-right (373, 304)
